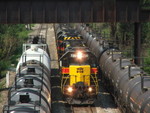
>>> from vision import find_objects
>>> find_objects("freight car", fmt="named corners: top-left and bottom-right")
top-left (55, 24), bottom-right (99, 105)
top-left (3, 39), bottom-right (51, 112)
top-left (76, 24), bottom-right (150, 113)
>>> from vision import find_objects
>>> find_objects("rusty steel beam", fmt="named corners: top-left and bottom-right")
top-left (0, 0), bottom-right (149, 23)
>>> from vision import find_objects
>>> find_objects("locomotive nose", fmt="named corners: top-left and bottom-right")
top-left (74, 82), bottom-right (87, 98)
top-left (75, 82), bottom-right (85, 88)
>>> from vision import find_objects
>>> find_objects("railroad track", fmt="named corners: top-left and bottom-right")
top-left (71, 105), bottom-right (121, 113)
top-left (38, 24), bottom-right (48, 36)
top-left (37, 24), bottom-right (43, 35)
top-left (71, 106), bottom-right (94, 113)
top-left (36, 24), bottom-right (49, 44)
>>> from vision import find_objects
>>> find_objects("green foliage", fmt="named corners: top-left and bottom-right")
top-left (117, 23), bottom-right (134, 38)
top-left (141, 0), bottom-right (150, 4)
top-left (116, 23), bottom-right (134, 52)
top-left (0, 24), bottom-right (30, 78)
top-left (0, 79), bottom-right (6, 89)
top-left (141, 0), bottom-right (150, 10)
top-left (117, 22), bottom-right (150, 74)
top-left (88, 23), bottom-right (111, 38)
top-left (142, 22), bottom-right (150, 45)
top-left (143, 50), bottom-right (150, 74)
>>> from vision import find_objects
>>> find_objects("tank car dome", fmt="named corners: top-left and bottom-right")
top-left (16, 47), bottom-right (50, 72)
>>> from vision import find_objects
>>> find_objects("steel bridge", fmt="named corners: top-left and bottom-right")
top-left (0, 0), bottom-right (149, 23)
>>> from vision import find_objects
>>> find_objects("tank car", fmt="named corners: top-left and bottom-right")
top-left (76, 24), bottom-right (150, 113)
top-left (3, 44), bottom-right (51, 113)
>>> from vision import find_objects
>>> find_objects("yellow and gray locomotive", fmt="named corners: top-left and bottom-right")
top-left (59, 39), bottom-right (99, 104)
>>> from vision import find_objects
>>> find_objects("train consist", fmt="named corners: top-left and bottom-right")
top-left (55, 24), bottom-right (99, 105)
top-left (76, 24), bottom-right (150, 113)
top-left (3, 36), bottom-right (51, 113)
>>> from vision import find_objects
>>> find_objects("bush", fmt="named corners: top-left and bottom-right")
top-left (0, 60), bottom-right (11, 78)
top-left (143, 50), bottom-right (150, 74)
top-left (0, 24), bottom-right (30, 79)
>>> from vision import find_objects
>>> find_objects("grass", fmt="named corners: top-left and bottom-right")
top-left (0, 79), bottom-right (6, 89)
top-left (143, 49), bottom-right (150, 74)
top-left (0, 79), bottom-right (6, 103)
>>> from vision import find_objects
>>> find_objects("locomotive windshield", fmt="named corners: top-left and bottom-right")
top-left (69, 51), bottom-right (97, 67)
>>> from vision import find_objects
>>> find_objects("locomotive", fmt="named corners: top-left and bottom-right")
top-left (55, 24), bottom-right (99, 105)
top-left (3, 36), bottom-right (51, 113)
top-left (76, 24), bottom-right (150, 113)
top-left (56, 26), bottom-right (83, 58)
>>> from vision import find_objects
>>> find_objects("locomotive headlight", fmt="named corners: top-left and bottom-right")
top-left (88, 87), bottom-right (92, 92)
top-left (10, 112), bottom-right (15, 113)
top-left (77, 51), bottom-right (83, 59)
top-left (67, 87), bottom-right (73, 93)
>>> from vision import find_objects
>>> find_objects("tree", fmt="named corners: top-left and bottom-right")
top-left (0, 24), bottom-right (29, 78)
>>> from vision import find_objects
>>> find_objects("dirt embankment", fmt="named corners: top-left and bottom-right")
top-left (0, 71), bottom-right (16, 113)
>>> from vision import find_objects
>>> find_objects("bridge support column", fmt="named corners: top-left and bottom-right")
top-left (134, 22), bottom-right (141, 65)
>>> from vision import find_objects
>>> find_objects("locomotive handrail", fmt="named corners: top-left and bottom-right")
top-left (90, 74), bottom-right (99, 94)
top-left (59, 51), bottom-right (70, 61)
top-left (61, 74), bottom-right (70, 92)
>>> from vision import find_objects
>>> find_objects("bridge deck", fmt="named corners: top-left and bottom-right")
top-left (0, 0), bottom-right (149, 23)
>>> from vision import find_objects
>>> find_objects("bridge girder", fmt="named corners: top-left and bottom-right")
top-left (0, 0), bottom-right (149, 23)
